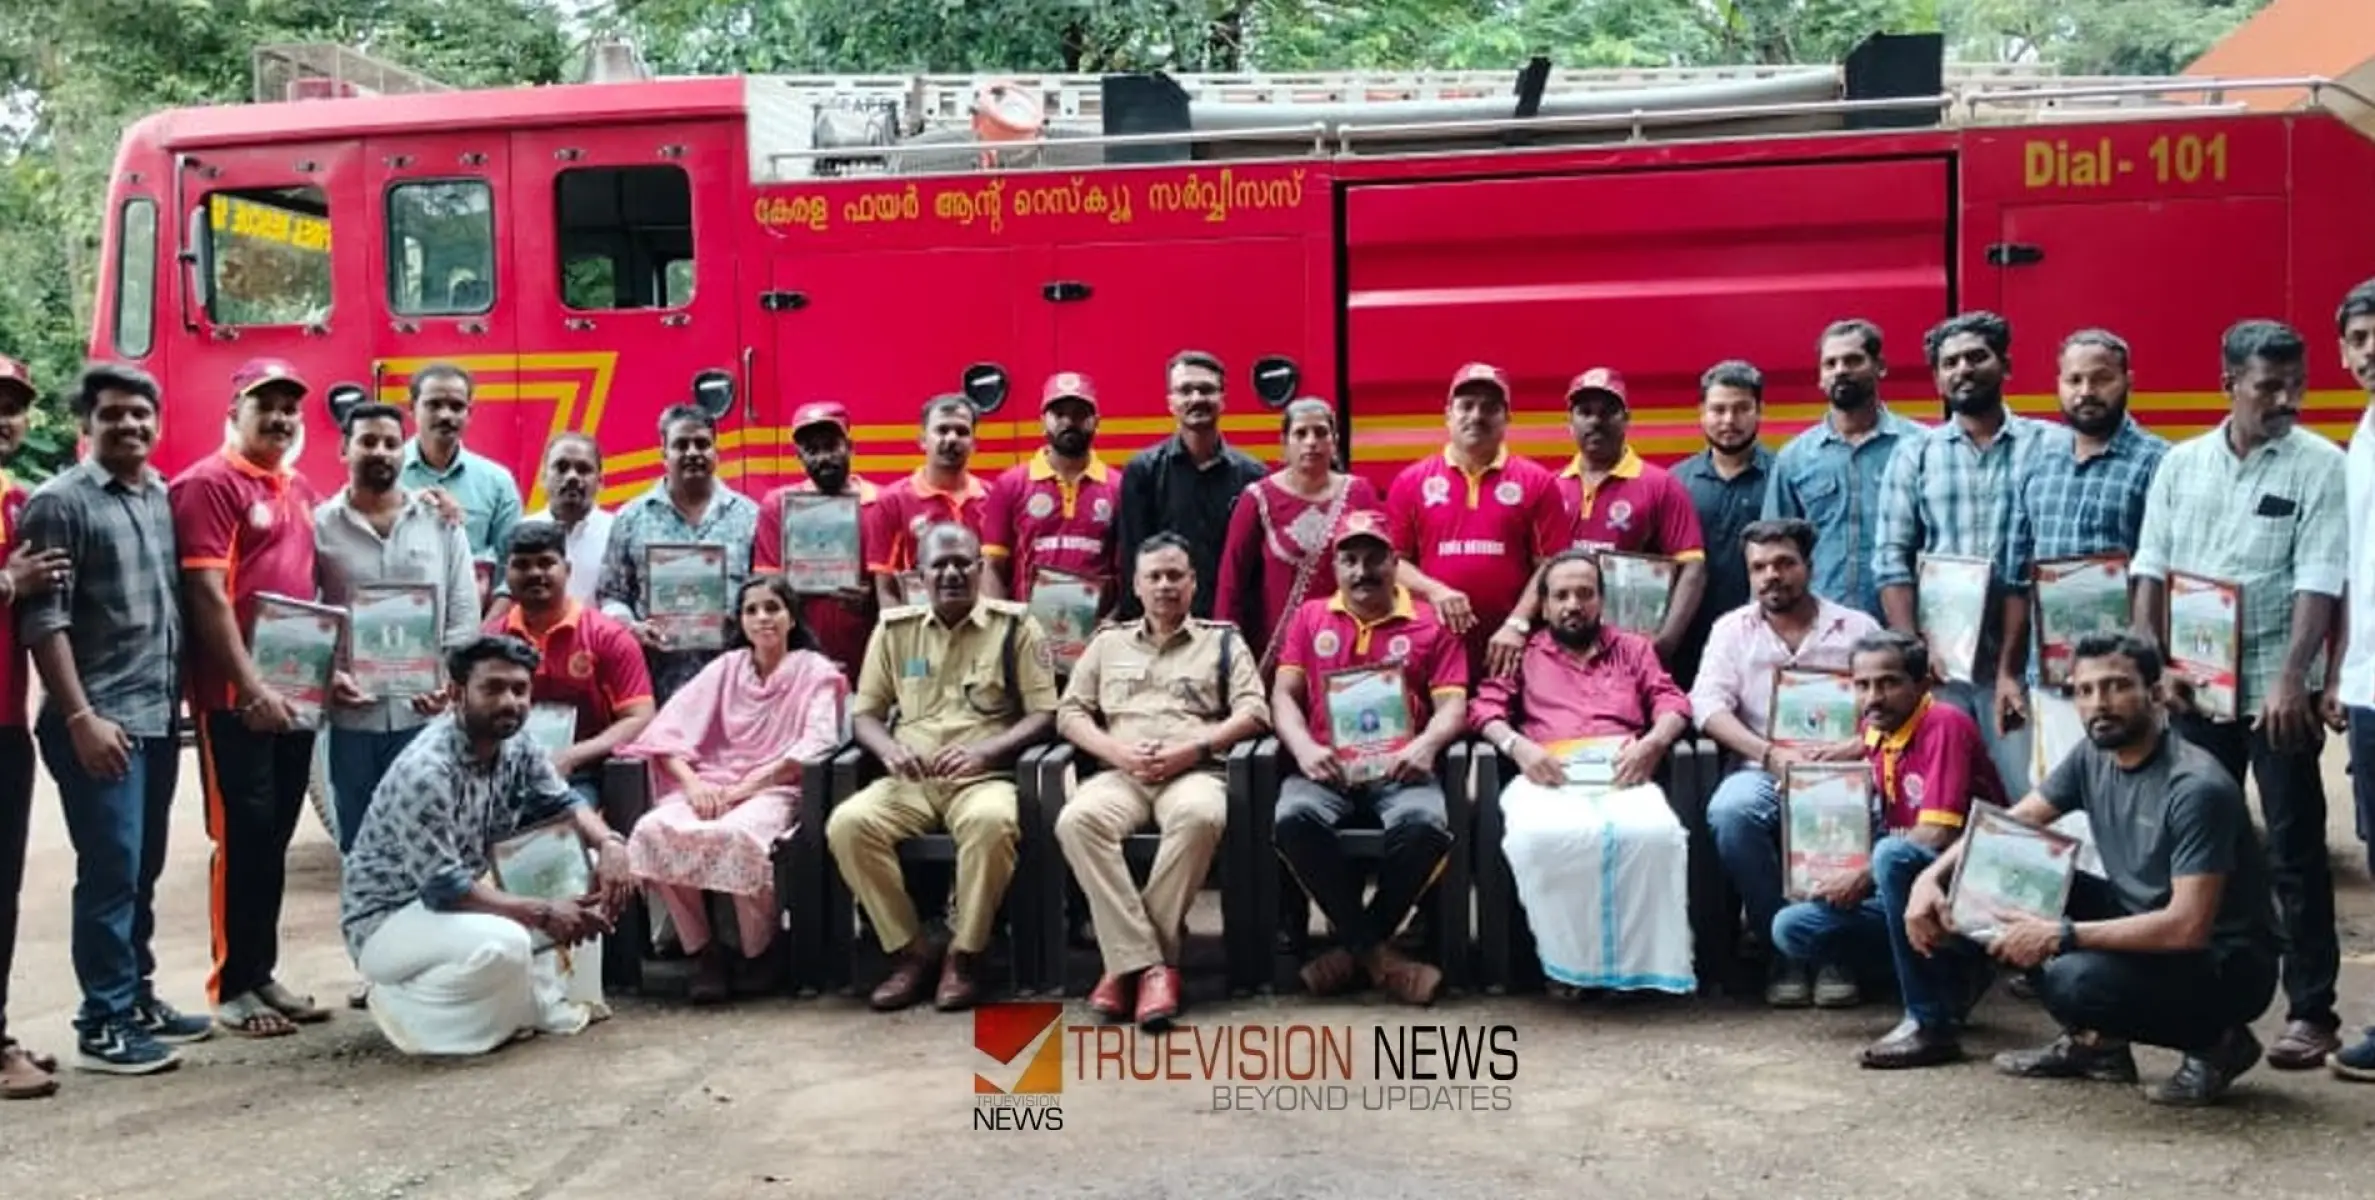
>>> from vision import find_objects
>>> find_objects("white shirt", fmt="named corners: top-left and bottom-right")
top-left (2340, 409), bottom-right (2375, 708)
top-left (524, 506), bottom-right (616, 604)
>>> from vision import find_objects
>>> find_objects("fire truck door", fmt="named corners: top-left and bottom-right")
top-left (511, 122), bottom-right (740, 508)
top-left (169, 141), bottom-right (368, 482)
top-left (362, 132), bottom-right (521, 487)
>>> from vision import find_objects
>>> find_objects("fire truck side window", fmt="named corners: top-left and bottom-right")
top-left (555, 166), bottom-right (692, 311)
top-left (387, 180), bottom-right (495, 316)
top-left (204, 185), bottom-right (334, 327)
top-left (114, 197), bottom-right (158, 358)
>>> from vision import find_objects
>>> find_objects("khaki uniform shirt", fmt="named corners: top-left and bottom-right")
top-left (1059, 618), bottom-right (1270, 753)
top-left (855, 598), bottom-right (1061, 779)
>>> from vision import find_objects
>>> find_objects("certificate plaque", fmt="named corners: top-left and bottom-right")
top-left (1543, 735), bottom-right (1628, 789)
top-left (897, 570), bottom-right (931, 609)
top-left (1948, 803), bottom-right (2080, 944)
top-left (782, 493), bottom-right (862, 594)
top-left (2032, 554), bottom-right (2130, 690)
top-left (2164, 571), bottom-right (2242, 722)
top-left (525, 703), bottom-right (579, 759)
top-left (1322, 664), bottom-right (1416, 786)
top-left (1916, 553), bottom-right (1992, 684)
top-left (1027, 568), bottom-right (1102, 673)
top-left (1597, 551), bottom-right (1679, 636)
top-left (251, 592), bottom-right (345, 731)
top-left (1767, 667), bottom-right (1858, 749)
top-left (489, 816), bottom-right (594, 952)
top-left (2029, 686), bottom-right (2086, 782)
top-left (1781, 762), bottom-right (1877, 901)
top-left (350, 582), bottom-right (442, 697)
top-left (644, 542), bottom-right (730, 651)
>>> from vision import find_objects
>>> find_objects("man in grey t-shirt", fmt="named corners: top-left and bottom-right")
top-left (1901, 631), bottom-right (2278, 1107)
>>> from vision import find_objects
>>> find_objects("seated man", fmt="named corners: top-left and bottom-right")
top-left (827, 522), bottom-right (1058, 1013)
top-left (339, 635), bottom-right (635, 1058)
top-left (1271, 511), bottom-right (1469, 1006)
top-left (1694, 518), bottom-right (1879, 1007)
top-left (1055, 532), bottom-right (1269, 1029)
top-left (485, 521), bottom-right (657, 807)
top-left (1905, 633), bottom-right (2278, 1106)
top-left (1776, 630), bottom-right (2005, 1069)
top-left (1472, 550), bottom-right (1694, 994)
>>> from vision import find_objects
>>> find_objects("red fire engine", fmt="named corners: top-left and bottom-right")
top-left (83, 35), bottom-right (2375, 509)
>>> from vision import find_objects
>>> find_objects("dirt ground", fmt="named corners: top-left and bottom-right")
top-left (3, 743), bottom-right (2373, 1200)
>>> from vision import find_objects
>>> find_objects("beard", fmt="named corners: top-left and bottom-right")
top-left (806, 458), bottom-right (850, 492)
top-left (1548, 618), bottom-right (1599, 650)
top-left (1946, 384), bottom-right (2003, 416)
top-left (357, 462), bottom-right (398, 490)
top-left (1049, 428), bottom-right (1092, 458)
top-left (2064, 397), bottom-right (2126, 439)
top-left (1826, 377), bottom-right (1874, 410)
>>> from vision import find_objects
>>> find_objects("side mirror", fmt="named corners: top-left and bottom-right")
top-left (1251, 355), bottom-right (1299, 410)
top-left (691, 369), bottom-right (735, 419)
top-left (323, 382), bottom-right (367, 428)
top-left (962, 362), bottom-right (1009, 415)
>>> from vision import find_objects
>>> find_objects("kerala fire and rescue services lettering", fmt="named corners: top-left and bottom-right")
top-left (754, 167), bottom-right (1309, 235)
top-left (2023, 132), bottom-right (2230, 190)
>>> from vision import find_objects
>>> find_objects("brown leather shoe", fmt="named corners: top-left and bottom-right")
top-left (1859, 1018), bottom-right (1964, 1070)
top-left (1135, 965), bottom-right (1182, 1030)
top-left (1365, 947), bottom-right (1444, 1008)
top-left (1087, 972), bottom-right (1136, 1021)
top-left (2266, 1018), bottom-right (2342, 1071)
top-left (935, 951), bottom-right (985, 1012)
top-left (1298, 948), bottom-right (1360, 998)
top-left (869, 941), bottom-right (942, 1012)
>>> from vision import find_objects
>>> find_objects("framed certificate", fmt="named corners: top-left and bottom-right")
top-left (2164, 571), bottom-right (2242, 722)
top-left (2029, 686), bottom-right (2086, 782)
top-left (1781, 762), bottom-right (1877, 901)
top-left (1947, 803), bottom-right (2080, 944)
top-left (1596, 550), bottom-right (1679, 636)
top-left (251, 592), bottom-right (345, 731)
top-left (644, 542), bottom-right (730, 651)
top-left (350, 582), bottom-right (443, 697)
top-left (1916, 553), bottom-right (1992, 684)
top-left (489, 816), bottom-right (594, 952)
top-left (525, 703), bottom-right (580, 759)
top-left (1027, 568), bottom-right (1102, 673)
top-left (782, 493), bottom-right (862, 594)
top-left (2032, 553), bottom-right (2130, 690)
top-left (1767, 667), bottom-right (1857, 748)
top-left (897, 569), bottom-right (931, 608)
top-left (1321, 664), bottom-right (1415, 786)
top-left (1543, 735), bottom-right (1628, 788)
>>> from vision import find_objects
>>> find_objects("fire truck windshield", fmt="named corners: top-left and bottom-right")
top-left (204, 187), bottom-right (333, 327)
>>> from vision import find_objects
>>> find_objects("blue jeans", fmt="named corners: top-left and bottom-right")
top-left (1707, 768), bottom-right (1784, 953)
top-left (2349, 707), bottom-right (2375, 873)
top-left (1773, 836), bottom-right (1978, 1029)
top-left (328, 726), bottom-right (427, 855)
top-left (36, 716), bottom-right (180, 1028)
top-left (1935, 677), bottom-right (2033, 798)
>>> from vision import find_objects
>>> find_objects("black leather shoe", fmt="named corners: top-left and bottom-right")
top-left (1994, 1034), bottom-right (2139, 1083)
top-left (1858, 1018), bottom-right (1963, 1070)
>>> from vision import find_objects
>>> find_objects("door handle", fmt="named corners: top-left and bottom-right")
top-left (741, 345), bottom-right (756, 423)
top-left (1985, 243), bottom-right (2045, 267)
top-left (458, 320), bottom-right (487, 335)
top-left (1041, 281), bottom-right (1093, 303)
top-left (565, 317), bottom-right (596, 332)
top-left (661, 312), bottom-right (690, 327)
top-left (210, 326), bottom-right (241, 342)
top-left (391, 319), bottom-right (420, 334)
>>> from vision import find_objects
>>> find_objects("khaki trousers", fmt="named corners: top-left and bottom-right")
top-left (825, 776), bottom-right (1019, 955)
top-left (1055, 768), bottom-right (1228, 977)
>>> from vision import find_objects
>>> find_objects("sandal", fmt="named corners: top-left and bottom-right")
top-left (2, 1037), bottom-right (56, 1075)
top-left (215, 991), bottom-right (300, 1038)
top-left (1, 1042), bottom-right (57, 1100)
top-left (256, 981), bottom-right (333, 1025)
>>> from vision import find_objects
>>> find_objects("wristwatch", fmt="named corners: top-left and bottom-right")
top-left (2057, 916), bottom-right (2078, 955)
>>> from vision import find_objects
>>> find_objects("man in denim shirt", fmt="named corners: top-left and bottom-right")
top-left (1764, 319), bottom-right (1924, 621)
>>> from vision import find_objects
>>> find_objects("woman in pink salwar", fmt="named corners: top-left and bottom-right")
top-left (619, 575), bottom-right (846, 1003)
top-left (1213, 399), bottom-right (1378, 669)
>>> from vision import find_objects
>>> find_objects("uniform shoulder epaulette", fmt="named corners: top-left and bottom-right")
top-left (983, 598), bottom-right (1031, 618)
top-left (1191, 617), bottom-right (1239, 631)
top-left (881, 604), bottom-right (927, 622)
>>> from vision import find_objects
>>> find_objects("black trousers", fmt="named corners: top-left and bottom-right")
top-left (1273, 776), bottom-right (1451, 957)
top-left (2171, 710), bottom-right (2336, 1024)
top-left (0, 727), bottom-right (35, 1044)
top-left (2034, 877), bottom-right (2276, 1056)
top-left (196, 715), bottom-right (316, 1004)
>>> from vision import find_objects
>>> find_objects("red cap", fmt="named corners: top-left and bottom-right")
top-left (1565, 367), bottom-right (1628, 407)
top-left (1040, 371), bottom-right (1098, 410)
top-left (231, 357), bottom-right (309, 399)
top-left (0, 355), bottom-right (31, 401)
top-left (790, 401), bottom-right (851, 435)
top-left (1331, 509), bottom-right (1394, 550)
top-left (1447, 362), bottom-right (1511, 401)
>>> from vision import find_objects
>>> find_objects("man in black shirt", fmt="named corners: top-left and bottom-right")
top-left (1114, 350), bottom-right (1268, 621)
top-left (1902, 631), bottom-right (2278, 1107)
top-left (1670, 359), bottom-right (1773, 687)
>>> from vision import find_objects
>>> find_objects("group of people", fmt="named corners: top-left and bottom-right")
top-left (0, 277), bottom-right (2371, 1112)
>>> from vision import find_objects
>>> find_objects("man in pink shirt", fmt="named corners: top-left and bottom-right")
top-left (1471, 549), bottom-right (1695, 994)
top-left (1692, 519), bottom-right (1879, 1007)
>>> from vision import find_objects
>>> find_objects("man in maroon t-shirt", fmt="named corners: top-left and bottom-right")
top-left (982, 372), bottom-right (1121, 675)
top-left (488, 520), bottom-right (657, 804)
top-left (755, 401), bottom-right (882, 679)
top-left (171, 358), bottom-right (331, 1038)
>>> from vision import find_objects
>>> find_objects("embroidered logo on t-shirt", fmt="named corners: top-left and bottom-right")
top-left (1493, 480), bottom-right (1522, 507)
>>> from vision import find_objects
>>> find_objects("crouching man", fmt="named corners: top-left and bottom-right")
top-left (339, 635), bottom-right (634, 1057)
top-left (1907, 633), bottom-right (2279, 1106)
top-left (1471, 550), bottom-right (1694, 994)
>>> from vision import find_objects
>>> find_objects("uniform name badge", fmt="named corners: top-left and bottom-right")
top-left (644, 542), bottom-right (730, 651)
top-left (1028, 568), bottom-right (1102, 672)
top-left (350, 582), bottom-right (442, 697)
top-left (782, 493), bottom-right (862, 594)
top-left (1322, 663), bottom-right (1415, 786)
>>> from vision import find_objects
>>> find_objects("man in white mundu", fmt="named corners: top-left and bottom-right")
top-left (1469, 551), bottom-right (1695, 993)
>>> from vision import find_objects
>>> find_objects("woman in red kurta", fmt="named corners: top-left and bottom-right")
top-left (1212, 399), bottom-right (1379, 670)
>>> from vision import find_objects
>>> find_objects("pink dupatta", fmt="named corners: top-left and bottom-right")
top-left (614, 648), bottom-right (847, 786)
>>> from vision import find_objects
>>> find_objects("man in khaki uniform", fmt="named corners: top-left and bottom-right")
top-left (829, 523), bottom-right (1058, 1013)
top-left (1056, 533), bottom-right (1269, 1030)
